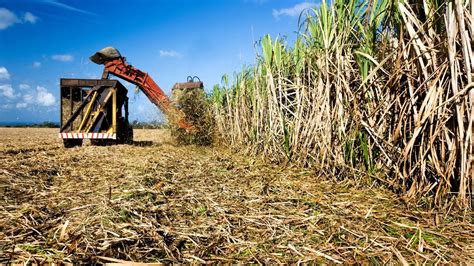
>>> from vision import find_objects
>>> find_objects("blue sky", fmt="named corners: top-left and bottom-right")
top-left (0, 0), bottom-right (318, 124)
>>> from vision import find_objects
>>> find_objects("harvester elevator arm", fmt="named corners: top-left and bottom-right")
top-left (90, 47), bottom-right (193, 131)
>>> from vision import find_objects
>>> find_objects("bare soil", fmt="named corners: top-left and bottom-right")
top-left (0, 128), bottom-right (472, 264)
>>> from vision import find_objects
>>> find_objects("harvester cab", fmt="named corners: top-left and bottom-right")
top-left (59, 47), bottom-right (203, 148)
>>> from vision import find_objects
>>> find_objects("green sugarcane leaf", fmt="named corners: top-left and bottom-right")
top-left (261, 34), bottom-right (273, 67)
top-left (273, 36), bottom-right (282, 70)
top-left (293, 37), bottom-right (304, 76)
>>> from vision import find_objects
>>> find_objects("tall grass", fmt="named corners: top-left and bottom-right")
top-left (211, 0), bottom-right (473, 209)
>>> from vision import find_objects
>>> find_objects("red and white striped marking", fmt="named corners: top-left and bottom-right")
top-left (59, 132), bottom-right (116, 140)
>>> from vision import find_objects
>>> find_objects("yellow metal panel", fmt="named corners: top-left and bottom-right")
top-left (78, 91), bottom-right (98, 132)
top-left (85, 89), bottom-right (114, 133)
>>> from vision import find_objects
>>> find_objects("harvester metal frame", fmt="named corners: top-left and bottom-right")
top-left (59, 78), bottom-right (132, 148)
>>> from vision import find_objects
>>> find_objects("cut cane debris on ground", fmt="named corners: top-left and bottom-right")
top-left (0, 128), bottom-right (472, 264)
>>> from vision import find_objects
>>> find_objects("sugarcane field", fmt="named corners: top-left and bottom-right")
top-left (0, 0), bottom-right (473, 264)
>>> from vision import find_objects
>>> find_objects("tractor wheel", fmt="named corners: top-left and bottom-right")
top-left (63, 139), bottom-right (83, 148)
top-left (124, 125), bottom-right (134, 144)
top-left (90, 139), bottom-right (112, 146)
top-left (116, 118), bottom-right (133, 144)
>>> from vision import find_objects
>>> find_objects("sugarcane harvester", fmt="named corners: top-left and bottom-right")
top-left (59, 47), bottom-right (203, 148)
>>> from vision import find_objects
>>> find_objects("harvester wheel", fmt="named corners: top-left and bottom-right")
top-left (116, 118), bottom-right (133, 144)
top-left (63, 139), bottom-right (83, 148)
top-left (91, 139), bottom-right (118, 146)
top-left (125, 125), bottom-right (134, 144)
top-left (90, 139), bottom-right (107, 146)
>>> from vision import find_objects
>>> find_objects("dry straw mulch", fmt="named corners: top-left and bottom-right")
top-left (0, 128), bottom-right (472, 264)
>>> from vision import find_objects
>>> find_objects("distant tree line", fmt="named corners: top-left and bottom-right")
top-left (131, 120), bottom-right (165, 129)
top-left (2, 120), bottom-right (165, 129)
top-left (2, 121), bottom-right (59, 128)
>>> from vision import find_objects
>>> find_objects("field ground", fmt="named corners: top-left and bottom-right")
top-left (0, 128), bottom-right (473, 264)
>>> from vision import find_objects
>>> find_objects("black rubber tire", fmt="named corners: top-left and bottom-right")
top-left (125, 125), bottom-right (133, 144)
top-left (116, 118), bottom-right (133, 145)
top-left (63, 139), bottom-right (83, 148)
top-left (90, 139), bottom-right (112, 146)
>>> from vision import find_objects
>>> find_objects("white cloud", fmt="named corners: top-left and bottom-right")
top-left (32, 61), bottom-right (41, 68)
top-left (23, 93), bottom-right (34, 103)
top-left (159, 50), bottom-right (182, 58)
top-left (14, 86), bottom-right (54, 109)
top-left (0, 67), bottom-right (10, 80)
top-left (0, 8), bottom-right (38, 30)
top-left (23, 12), bottom-right (38, 24)
top-left (52, 54), bottom-right (74, 62)
top-left (19, 84), bottom-right (31, 90)
top-left (272, 2), bottom-right (318, 19)
top-left (0, 8), bottom-right (20, 30)
top-left (0, 84), bottom-right (15, 99)
top-left (36, 86), bottom-right (55, 106)
top-left (43, 0), bottom-right (95, 16)
top-left (16, 102), bottom-right (28, 109)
